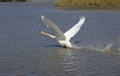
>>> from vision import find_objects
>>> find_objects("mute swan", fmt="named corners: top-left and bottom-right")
top-left (40, 15), bottom-right (85, 48)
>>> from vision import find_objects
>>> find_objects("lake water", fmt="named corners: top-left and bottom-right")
top-left (0, 2), bottom-right (120, 76)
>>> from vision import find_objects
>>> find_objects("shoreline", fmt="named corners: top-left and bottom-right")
top-left (55, 6), bottom-right (120, 11)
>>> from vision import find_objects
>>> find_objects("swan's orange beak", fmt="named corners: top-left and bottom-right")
top-left (39, 30), bottom-right (45, 35)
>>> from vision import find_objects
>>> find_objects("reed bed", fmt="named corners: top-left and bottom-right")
top-left (54, 0), bottom-right (120, 8)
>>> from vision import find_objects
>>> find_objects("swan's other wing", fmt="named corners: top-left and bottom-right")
top-left (41, 15), bottom-right (66, 40)
top-left (64, 17), bottom-right (85, 41)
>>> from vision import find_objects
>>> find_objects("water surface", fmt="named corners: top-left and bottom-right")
top-left (0, 2), bottom-right (120, 76)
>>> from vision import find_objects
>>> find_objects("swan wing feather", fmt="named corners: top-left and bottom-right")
top-left (41, 15), bottom-right (66, 40)
top-left (64, 17), bottom-right (85, 41)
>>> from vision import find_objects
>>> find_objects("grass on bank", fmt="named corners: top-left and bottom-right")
top-left (54, 0), bottom-right (120, 8)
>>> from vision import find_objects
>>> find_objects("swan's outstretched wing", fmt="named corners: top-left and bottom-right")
top-left (64, 17), bottom-right (85, 41)
top-left (41, 15), bottom-right (66, 40)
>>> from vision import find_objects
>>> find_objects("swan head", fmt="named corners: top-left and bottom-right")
top-left (39, 30), bottom-right (45, 35)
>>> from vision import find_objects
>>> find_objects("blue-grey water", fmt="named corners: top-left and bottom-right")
top-left (0, 2), bottom-right (120, 76)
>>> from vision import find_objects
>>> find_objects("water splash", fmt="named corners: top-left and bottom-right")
top-left (96, 43), bottom-right (113, 53)
top-left (71, 42), bottom-right (120, 54)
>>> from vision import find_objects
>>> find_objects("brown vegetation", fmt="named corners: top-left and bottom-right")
top-left (0, 0), bottom-right (26, 2)
top-left (54, 0), bottom-right (120, 7)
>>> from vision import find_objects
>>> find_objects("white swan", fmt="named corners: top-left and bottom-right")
top-left (40, 15), bottom-right (85, 48)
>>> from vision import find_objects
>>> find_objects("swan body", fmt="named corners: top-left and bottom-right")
top-left (40, 15), bottom-right (85, 48)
